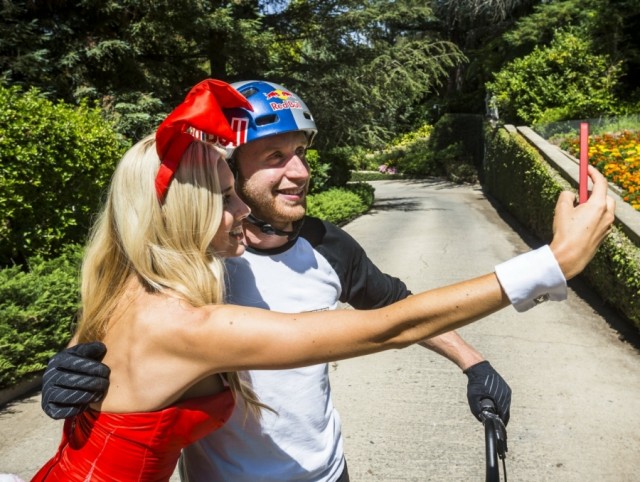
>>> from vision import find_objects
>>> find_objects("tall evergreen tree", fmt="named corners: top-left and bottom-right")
top-left (263, 0), bottom-right (466, 148)
top-left (0, 0), bottom-right (273, 138)
top-left (428, 0), bottom-right (538, 112)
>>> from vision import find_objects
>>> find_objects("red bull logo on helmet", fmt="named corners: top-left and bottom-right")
top-left (264, 89), bottom-right (302, 111)
top-left (265, 89), bottom-right (292, 100)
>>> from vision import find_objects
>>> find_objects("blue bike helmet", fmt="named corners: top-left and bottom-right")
top-left (222, 80), bottom-right (317, 154)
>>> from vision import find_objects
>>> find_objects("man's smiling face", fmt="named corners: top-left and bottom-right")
top-left (235, 131), bottom-right (310, 231)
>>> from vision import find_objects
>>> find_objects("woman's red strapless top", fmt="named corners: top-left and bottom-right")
top-left (31, 389), bottom-right (235, 482)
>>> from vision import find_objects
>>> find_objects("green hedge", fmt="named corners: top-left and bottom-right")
top-left (307, 182), bottom-right (375, 225)
top-left (483, 127), bottom-right (562, 240)
top-left (350, 171), bottom-right (407, 182)
top-left (0, 246), bottom-right (82, 389)
top-left (484, 126), bottom-right (640, 329)
top-left (0, 84), bottom-right (130, 267)
top-left (487, 32), bottom-right (622, 126)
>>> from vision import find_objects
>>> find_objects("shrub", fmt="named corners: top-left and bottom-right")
top-left (584, 229), bottom-right (640, 325)
top-left (487, 31), bottom-right (622, 126)
top-left (307, 149), bottom-right (332, 194)
top-left (320, 146), bottom-right (356, 187)
top-left (350, 171), bottom-right (405, 182)
top-left (0, 84), bottom-right (129, 267)
top-left (345, 181), bottom-right (375, 207)
top-left (484, 127), bottom-right (562, 240)
top-left (393, 123), bottom-right (434, 147)
top-left (342, 146), bottom-right (371, 172)
top-left (393, 138), bottom-right (439, 177)
top-left (307, 187), bottom-right (370, 225)
top-left (365, 123), bottom-right (438, 177)
top-left (0, 246), bottom-right (83, 389)
top-left (361, 116), bottom-right (483, 182)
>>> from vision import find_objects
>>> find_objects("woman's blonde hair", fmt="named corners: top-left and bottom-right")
top-left (75, 134), bottom-right (265, 414)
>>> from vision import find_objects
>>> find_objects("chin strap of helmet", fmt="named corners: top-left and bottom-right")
top-left (246, 214), bottom-right (304, 242)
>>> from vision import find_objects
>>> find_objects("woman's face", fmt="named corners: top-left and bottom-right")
top-left (210, 160), bottom-right (251, 257)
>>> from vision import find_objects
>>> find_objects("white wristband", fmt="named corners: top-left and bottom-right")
top-left (494, 245), bottom-right (567, 312)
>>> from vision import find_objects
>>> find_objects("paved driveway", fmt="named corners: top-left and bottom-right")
top-left (331, 179), bottom-right (640, 481)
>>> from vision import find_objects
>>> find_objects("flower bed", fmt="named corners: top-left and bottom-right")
top-left (561, 130), bottom-right (640, 210)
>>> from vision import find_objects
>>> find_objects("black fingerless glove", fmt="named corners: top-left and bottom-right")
top-left (41, 342), bottom-right (110, 420)
top-left (464, 361), bottom-right (511, 425)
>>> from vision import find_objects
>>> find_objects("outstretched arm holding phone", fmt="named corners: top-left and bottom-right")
top-left (41, 165), bottom-right (614, 419)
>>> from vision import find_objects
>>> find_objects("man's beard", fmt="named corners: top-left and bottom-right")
top-left (238, 179), bottom-right (307, 227)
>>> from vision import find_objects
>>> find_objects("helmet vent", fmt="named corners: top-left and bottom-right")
top-left (256, 114), bottom-right (278, 126)
top-left (239, 87), bottom-right (259, 98)
top-left (303, 111), bottom-right (313, 120)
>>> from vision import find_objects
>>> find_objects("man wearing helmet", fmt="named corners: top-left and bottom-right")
top-left (42, 80), bottom-right (512, 481)
top-left (183, 80), bottom-right (512, 482)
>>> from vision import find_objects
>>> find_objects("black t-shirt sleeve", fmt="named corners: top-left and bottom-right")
top-left (300, 216), bottom-right (411, 309)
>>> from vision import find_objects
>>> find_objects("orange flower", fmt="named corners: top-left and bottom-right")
top-left (564, 129), bottom-right (640, 211)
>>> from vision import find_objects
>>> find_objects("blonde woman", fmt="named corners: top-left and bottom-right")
top-left (33, 80), bottom-right (614, 482)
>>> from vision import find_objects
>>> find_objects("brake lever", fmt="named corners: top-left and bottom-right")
top-left (479, 400), bottom-right (508, 459)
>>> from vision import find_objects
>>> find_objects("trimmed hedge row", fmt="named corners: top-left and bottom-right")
top-left (0, 247), bottom-right (83, 389)
top-left (484, 126), bottom-right (640, 329)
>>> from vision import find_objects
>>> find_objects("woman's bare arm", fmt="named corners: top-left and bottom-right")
top-left (167, 166), bottom-right (615, 380)
top-left (185, 273), bottom-right (507, 374)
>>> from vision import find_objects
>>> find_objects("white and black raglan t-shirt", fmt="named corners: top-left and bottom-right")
top-left (180, 216), bottom-right (411, 482)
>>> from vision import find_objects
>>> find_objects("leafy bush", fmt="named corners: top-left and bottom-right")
top-left (308, 146), bottom-right (372, 192)
top-left (320, 147), bottom-right (355, 187)
top-left (341, 146), bottom-right (371, 172)
top-left (393, 123), bottom-right (434, 147)
top-left (0, 246), bottom-right (83, 389)
top-left (307, 186), bottom-right (370, 225)
top-left (359, 117), bottom-right (483, 181)
top-left (0, 84), bottom-right (129, 267)
top-left (437, 143), bottom-right (479, 184)
top-left (344, 181), bottom-right (375, 207)
top-left (484, 127), bottom-right (562, 240)
top-left (487, 31), bottom-right (622, 126)
top-left (366, 123), bottom-right (438, 177)
top-left (389, 138), bottom-right (438, 177)
top-left (307, 149), bottom-right (332, 194)
top-left (585, 229), bottom-right (640, 326)
top-left (350, 171), bottom-right (406, 182)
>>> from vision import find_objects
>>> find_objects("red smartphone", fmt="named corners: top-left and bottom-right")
top-left (579, 122), bottom-right (589, 204)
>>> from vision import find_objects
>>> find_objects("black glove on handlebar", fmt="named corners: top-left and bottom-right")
top-left (464, 361), bottom-right (511, 425)
top-left (41, 342), bottom-right (110, 420)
